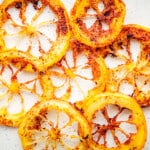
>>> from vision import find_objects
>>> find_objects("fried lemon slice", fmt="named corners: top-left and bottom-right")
top-left (18, 99), bottom-right (91, 150)
top-left (47, 40), bottom-right (108, 104)
top-left (101, 24), bottom-right (150, 106)
top-left (70, 0), bottom-right (125, 48)
top-left (0, 0), bottom-right (70, 71)
top-left (0, 60), bottom-right (47, 127)
top-left (84, 92), bottom-right (147, 150)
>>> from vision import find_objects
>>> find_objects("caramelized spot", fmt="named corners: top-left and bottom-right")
top-left (33, 116), bottom-right (42, 130)
top-left (104, 10), bottom-right (110, 17)
top-left (15, 2), bottom-right (22, 9)
top-left (57, 7), bottom-right (68, 35)
top-left (127, 33), bottom-right (133, 39)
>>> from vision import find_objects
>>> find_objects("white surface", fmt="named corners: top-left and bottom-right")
top-left (0, 0), bottom-right (150, 149)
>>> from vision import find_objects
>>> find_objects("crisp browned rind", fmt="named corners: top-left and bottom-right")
top-left (0, 0), bottom-right (70, 72)
top-left (18, 99), bottom-right (92, 150)
top-left (70, 0), bottom-right (125, 48)
top-left (84, 92), bottom-right (147, 150)
top-left (100, 24), bottom-right (150, 106)
top-left (45, 40), bottom-right (108, 106)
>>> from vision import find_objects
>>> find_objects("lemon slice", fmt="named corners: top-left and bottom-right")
top-left (84, 92), bottom-right (147, 150)
top-left (0, 60), bottom-right (47, 127)
top-left (70, 0), bottom-right (125, 47)
top-left (47, 40), bottom-right (108, 104)
top-left (102, 24), bottom-right (150, 106)
top-left (18, 99), bottom-right (91, 150)
top-left (0, 0), bottom-right (70, 71)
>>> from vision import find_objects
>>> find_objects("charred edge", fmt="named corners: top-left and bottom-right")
top-left (118, 40), bottom-right (123, 46)
top-left (39, 108), bottom-right (48, 118)
top-left (75, 18), bottom-right (83, 30)
top-left (127, 33), bottom-right (133, 39)
top-left (71, 40), bottom-right (82, 51)
top-left (104, 10), bottom-right (110, 17)
top-left (109, 44), bottom-right (114, 51)
top-left (0, 117), bottom-right (13, 126)
top-left (27, 0), bottom-right (39, 9)
top-left (76, 18), bottom-right (82, 24)
top-left (110, 53), bottom-right (116, 57)
top-left (83, 134), bottom-right (89, 139)
top-left (11, 58), bottom-right (37, 72)
top-left (15, 2), bottom-right (22, 9)
top-left (57, 7), bottom-right (68, 35)
top-left (72, 103), bottom-right (84, 113)
top-left (147, 53), bottom-right (150, 59)
top-left (71, 40), bottom-right (91, 52)
top-left (97, 16), bottom-right (101, 22)
top-left (33, 116), bottom-right (42, 130)
top-left (39, 71), bottom-right (45, 75)
top-left (96, 47), bottom-right (101, 52)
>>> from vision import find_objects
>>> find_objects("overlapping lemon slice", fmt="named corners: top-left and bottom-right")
top-left (70, 0), bottom-right (125, 47)
top-left (101, 25), bottom-right (150, 106)
top-left (18, 99), bottom-right (91, 150)
top-left (84, 92), bottom-right (147, 150)
top-left (0, 0), bottom-right (70, 71)
top-left (0, 60), bottom-right (46, 127)
top-left (46, 40), bottom-right (108, 104)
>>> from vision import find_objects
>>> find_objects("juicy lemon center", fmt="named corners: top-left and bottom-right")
top-left (26, 25), bottom-right (36, 35)
top-left (9, 81), bottom-right (20, 93)
top-left (65, 68), bottom-right (76, 78)
top-left (48, 128), bottom-right (60, 140)
top-left (20, 25), bottom-right (36, 35)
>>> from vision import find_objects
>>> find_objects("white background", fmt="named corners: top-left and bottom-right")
top-left (0, 0), bottom-right (149, 149)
